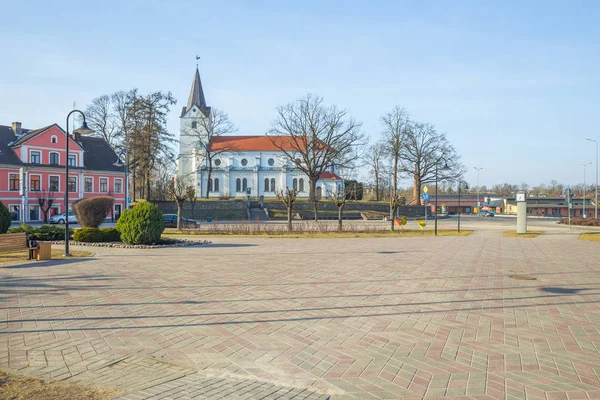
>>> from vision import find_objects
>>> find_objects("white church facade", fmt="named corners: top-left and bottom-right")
top-left (177, 68), bottom-right (344, 199)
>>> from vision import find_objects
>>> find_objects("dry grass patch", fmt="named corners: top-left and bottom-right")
top-left (0, 370), bottom-right (119, 400)
top-left (579, 232), bottom-right (600, 242)
top-left (0, 249), bottom-right (93, 264)
top-left (504, 231), bottom-right (544, 238)
top-left (164, 229), bottom-right (472, 239)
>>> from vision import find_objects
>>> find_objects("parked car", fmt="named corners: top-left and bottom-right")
top-left (163, 214), bottom-right (198, 228)
top-left (49, 211), bottom-right (78, 224)
top-left (477, 210), bottom-right (495, 217)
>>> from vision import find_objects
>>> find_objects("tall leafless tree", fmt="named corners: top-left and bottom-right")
top-left (183, 108), bottom-right (238, 198)
top-left (366, 141), bottom-right (387, 201)
top-left (267, 94), bottom-right (366, 220)
top-left (381, 106), bottom-right (409, 195)
top-left (85, 95), bottom-right (119, 149)
top-left (398, 121), bottom-right (464, 201)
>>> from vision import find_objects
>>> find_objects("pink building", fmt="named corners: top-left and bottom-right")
top-left (1, 122), bottom-right (126, 223)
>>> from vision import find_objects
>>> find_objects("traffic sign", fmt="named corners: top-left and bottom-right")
top-left (423, 186), bottom-right (428, 194)
top-left (422, 193), bottom-right (430, 201)
top-left (127, 197), bottom-right (131, 203)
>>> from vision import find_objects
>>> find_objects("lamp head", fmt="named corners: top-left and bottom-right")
top-left (442, 162), bottom-right (450, 170)
top-left (113, 159), bottom-right (125, 167)
top-left (73, 121), bottom-right (95, 135)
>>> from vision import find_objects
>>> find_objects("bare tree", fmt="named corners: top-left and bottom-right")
top-left (267, 94), bottom-right (366, 220)
top-left (37, 189), bottom-right (57, 224)
top-left (276, 187), bottom-right (298, 232)
top-left (327, 186), bottom-right (351, 232)
top-left (86, 95), bottom-right (119, 149)
top-left (381, 106), bottom-right (409, 194)
top-left (167, 177), bottom-right (192, 230)
top-left (184, 108), bottom-right (238, 198)
top-left (187, 187), bottom-right (197, 219)
top-left (365, 141), bottom-right (387, 201)
top-left (398, 121), bottom-right (464, 201)
top-left (388, 192), bottom-right (406, 231)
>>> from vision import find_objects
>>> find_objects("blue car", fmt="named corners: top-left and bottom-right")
top-left (477, 210), bottom-right (495, 217)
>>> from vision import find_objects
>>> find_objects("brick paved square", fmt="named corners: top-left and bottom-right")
top-left (1, 235), bottom-right (600, 399)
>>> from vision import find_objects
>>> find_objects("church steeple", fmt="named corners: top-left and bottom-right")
top-left (181, 67), bottom-right (210, 117)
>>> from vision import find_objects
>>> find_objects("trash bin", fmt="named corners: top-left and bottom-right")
top-left (36, 243), bottom-right (52, 261)
top-left (206, 217), bottom-right (212, 223)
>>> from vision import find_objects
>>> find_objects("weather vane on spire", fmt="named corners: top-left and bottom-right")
top-left (196, 55), bottom-right (200, 68)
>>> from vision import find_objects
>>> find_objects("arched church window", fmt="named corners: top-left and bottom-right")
top-left (236, 178), bottom-right (241, 192)
top-left (299, 178), bottom-right (304, 192)
top-left (270, 178), bottom-right (275, 192)
top-left (214, 178), bottom-right (220, 192)
top-left (242, 178), bottom-right (248, 191)
top-left (264, 178), bottom-right (269, 192)
top-left (293, 178), bottom-right (297, 190)
top-left (191, 121), bottom-right (197, 129)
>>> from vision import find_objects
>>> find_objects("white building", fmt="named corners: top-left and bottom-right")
top-left (177, 68), bottom-right (344, 199)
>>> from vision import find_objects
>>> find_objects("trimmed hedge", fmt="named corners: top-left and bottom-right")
top-left (8, 224), bottom-right (74, 240)
top-left (116, 202), bottom-right (164, 245)
top-left (73, 227), bottom-right (121, 243)
top-left (0, 202), bottom-right (10, 234)
top-left (72, 197), bottom-right (114, 228)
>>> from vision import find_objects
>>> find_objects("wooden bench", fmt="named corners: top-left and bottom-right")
top-left (0, 233), bottom-right (40, 260)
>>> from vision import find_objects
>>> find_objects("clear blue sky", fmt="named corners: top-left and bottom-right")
top-left (1, 1), bottom-right (599, 188)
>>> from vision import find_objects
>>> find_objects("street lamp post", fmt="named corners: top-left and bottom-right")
top-left (581, 161), bottom-right (592, 218)
top-left (64, 110), bottom-right (94, 257)
top-left (434, 159), bottom-right (450, 236)
top-left (457, 180), bottom-right (469, 233)
top-left (586, 137), bottom-right (598, 219)
top-left (474, 167), bottom-right (483, 210)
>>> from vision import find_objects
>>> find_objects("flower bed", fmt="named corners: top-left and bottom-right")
top-left (46, 238), bottom-right (211, 249)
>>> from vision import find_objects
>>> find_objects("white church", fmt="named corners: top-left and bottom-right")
top-left (177, 68), bottom-right (344, 199)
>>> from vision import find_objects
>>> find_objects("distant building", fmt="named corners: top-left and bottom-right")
top-left (0, 123), bottom-right (125, 223)
top-left (176, 68), bottom-right (343, 198)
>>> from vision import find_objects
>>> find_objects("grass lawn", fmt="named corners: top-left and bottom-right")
top-left (0, 370), bottom-right (119, 400)
top-left (0, 249), bottom-right (93, 264)
top-left (579, 232), bottom-right (600, 242)
top-left (164, 229), bottom-right (472, 238)
top-left (504, 231), bottom-right (544, 238)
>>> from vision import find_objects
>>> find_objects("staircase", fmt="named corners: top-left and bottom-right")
top-left (249, 208), bottom-right (268, 221)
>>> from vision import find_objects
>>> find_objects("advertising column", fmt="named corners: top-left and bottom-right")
top-left (516, 191), bottom-right (527, 234)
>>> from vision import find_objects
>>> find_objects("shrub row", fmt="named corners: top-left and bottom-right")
top-left (73, 228), bottom-right (121, 243)
top-left (8, 224), bottom-right (74, 240)
top-left (559, 217), bottom-right (600, 226)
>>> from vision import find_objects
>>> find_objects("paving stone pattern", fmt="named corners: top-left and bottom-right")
top-left (1, 235), bottom-right (600, 399)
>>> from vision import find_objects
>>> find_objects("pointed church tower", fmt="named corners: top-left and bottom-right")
top-left (178, 67), bottom-right (211, 181)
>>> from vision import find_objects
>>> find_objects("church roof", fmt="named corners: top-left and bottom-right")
top-left (210, 136), bottom-right (302, 152)
top-left (181, 67), bottom-right (210, 117)
top-left (319, 171), bottom-right (343, 180)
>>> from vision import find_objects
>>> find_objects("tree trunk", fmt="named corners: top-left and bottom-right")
top-left (191, 202), bottom-right (195, 219)
top-left (413, 172), bottom-right (421, 202)
top-left (390, 204), bottom-right (395, 231)
top-left (374, 170), bottom-right (379, 201)
top-left (287, 206), bottom-right (292, 232)
top-left (337, 205), bottom-right (344, 232)
top-left (309, 178), bottom-right (318, 221)
top-left (176, 200), bottom-right (183, 230)
top-left (132, 168), bottom-right (137, 201)
top-left (145, 171), bottom-right (151, 201)
top-left (393, 155), bottom-right (399, 193)
top-left (205, 168), bottom-right (212, 199)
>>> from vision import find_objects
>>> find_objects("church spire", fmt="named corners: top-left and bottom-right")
top-left (182, 66), bottom-right (210, 117)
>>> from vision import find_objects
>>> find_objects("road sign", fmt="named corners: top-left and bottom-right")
top-left (423, 186), bottom-right (428, 194)
top-left (127, 197), bottom-right (131, 203)
top-left (422, 193), bottom-right (430, 201)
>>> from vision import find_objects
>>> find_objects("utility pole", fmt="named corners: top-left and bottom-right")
top-left (581, 161), bottom-right (592, 218)
top-left (586, 137), bottom-right (598, 219)
top-left (474, 167), bottom-right (483, 210)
